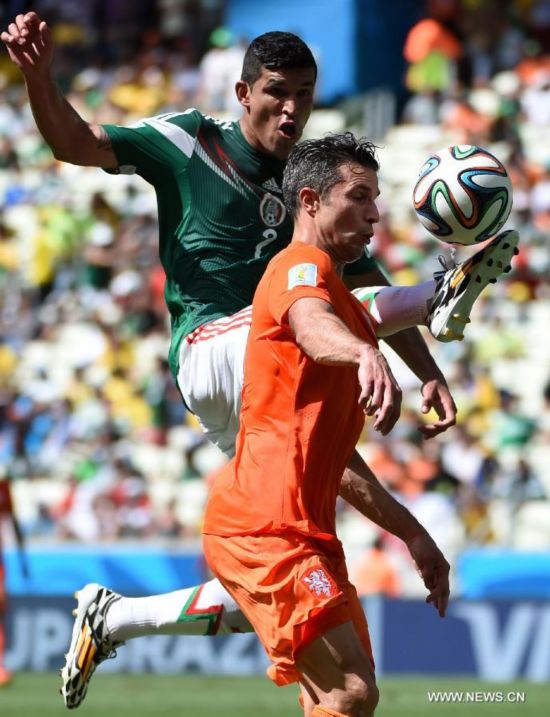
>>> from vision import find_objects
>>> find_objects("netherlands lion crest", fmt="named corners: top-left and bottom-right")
top-left (260, 193), bottom-right (286, 227)
top-left (302, 567), bottom-right (337, 598)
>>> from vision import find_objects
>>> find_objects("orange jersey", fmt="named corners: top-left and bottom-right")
top-left (203, 242), bottom-right (377, 539)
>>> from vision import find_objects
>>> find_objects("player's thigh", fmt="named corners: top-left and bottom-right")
top-left (296, 620), bottom-right (377, 709)
top-left (177, 310), bottom-right (251, 454)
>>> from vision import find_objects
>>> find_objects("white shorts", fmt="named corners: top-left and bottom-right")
top-left (177, 307), bottom-right (253, 456)
top-left (176, 288), bottom-right (386, 457)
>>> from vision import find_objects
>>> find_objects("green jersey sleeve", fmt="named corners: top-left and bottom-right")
top-left (343, 249), bottom-right (378, 275)
top-left (102, 109), bottom-right (203, 184)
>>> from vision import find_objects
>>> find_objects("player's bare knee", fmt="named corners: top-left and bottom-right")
top-left (328, 672), bottom-right (379, 716)
top-left (362, 677), bottom-right (380, 715)
top-left (347, 672), bottom-right (379, 715)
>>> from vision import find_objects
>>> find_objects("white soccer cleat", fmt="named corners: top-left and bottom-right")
top-left (60, 583), bottom-right (123, 709)
top-left (427, 229), bottom-right (519, 342)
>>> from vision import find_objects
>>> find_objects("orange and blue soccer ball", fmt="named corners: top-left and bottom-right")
top-left (413, 145), bottom-right (513, 246)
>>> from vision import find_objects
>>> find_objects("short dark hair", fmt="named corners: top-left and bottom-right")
top-left (241, 31), bottom-right (317, 85)
top-left (282, 132), bottom-right (380, 218)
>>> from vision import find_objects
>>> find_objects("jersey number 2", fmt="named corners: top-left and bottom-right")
top-left (255, 229), bottom-right (278, 259)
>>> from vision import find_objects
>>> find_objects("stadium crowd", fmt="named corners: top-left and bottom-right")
top-left (1, 0), bottom-right (550, 598)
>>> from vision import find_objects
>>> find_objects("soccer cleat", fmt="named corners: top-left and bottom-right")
top-left (426, 230), bottom-right (519, 342)
top-left (60, 583), bottom-right (123, 709)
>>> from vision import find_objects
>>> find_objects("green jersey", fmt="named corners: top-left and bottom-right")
top-left (103, 110), bottom-right (376, 376)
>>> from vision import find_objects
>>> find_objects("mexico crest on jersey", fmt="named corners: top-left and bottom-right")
top-left (301, 567), bottom-right (338, 598)
top-left (260, 193), bottom-right (286, 227)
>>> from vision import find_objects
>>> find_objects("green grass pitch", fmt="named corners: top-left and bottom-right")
top-left (1, 674), bottom-right (548, 716)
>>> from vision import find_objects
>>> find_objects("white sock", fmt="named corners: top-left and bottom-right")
top-left (105, 578), bottom-right (252, 641)
top-left (357, 281), bottom-right (436, 337)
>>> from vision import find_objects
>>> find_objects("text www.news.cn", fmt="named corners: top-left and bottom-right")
top-left (427, 691), bottom-right (526, 704)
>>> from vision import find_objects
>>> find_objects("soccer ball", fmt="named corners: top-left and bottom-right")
top-left (413, 145), bottom-right (513, 246)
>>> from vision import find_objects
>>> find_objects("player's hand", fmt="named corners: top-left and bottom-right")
top-left (418, 378), bottom-right (457, 438)
top-left (357, 345), bottom-right (402, 435)
top-left (1, 13), bottom-right (54, 77)
top-left (406, 532), bottom-right (450, 618)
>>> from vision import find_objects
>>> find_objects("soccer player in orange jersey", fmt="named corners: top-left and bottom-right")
top-left (203, 133), bottom-right (451, 717)
top-left (0, 477), bottom-right (27, 686)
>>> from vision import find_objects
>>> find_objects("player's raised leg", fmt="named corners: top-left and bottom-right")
top-left (354, 230), bottom-right (519, 342)
top-left (60, 578), bottom-right (253, 709)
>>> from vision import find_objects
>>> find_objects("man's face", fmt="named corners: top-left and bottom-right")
top-left (237, 66), bottom-right (316, 160)
top-left (313, 163), bottom-right (380, 265)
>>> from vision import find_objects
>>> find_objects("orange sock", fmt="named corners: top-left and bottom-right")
top-left (311, 708), bottom-right (349, 717)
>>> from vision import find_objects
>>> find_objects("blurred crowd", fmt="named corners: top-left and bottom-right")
top-left (1, 0), bottom-right (550, 598)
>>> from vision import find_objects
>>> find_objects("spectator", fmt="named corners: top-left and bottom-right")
top-left (196, 27), bottom-right (245, 114)
top-left (350, 536), bottom-right (402, 598)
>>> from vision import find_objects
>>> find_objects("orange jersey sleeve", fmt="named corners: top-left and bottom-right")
top-left (265, 243), bottom-right (333, 326)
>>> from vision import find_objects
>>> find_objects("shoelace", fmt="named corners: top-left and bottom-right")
top-left (97, 638), bottom-right (124, 662)
top-left (105, 647), bottom-right (119, 661)
top-left (434, 246), bottom-right (458, 281)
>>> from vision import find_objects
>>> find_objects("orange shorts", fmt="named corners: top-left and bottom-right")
top-left (203, 531), bottom-right (373, 686)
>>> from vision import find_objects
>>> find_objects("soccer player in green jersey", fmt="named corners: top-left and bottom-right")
top-left (2, 13), bottom-right (518, 710)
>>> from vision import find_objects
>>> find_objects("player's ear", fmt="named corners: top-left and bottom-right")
top-left (236, 80), bottom-right (251, 110)
top-left (299, 187), bottom-right (320, 217)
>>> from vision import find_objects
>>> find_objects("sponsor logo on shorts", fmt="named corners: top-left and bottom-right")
top-left (260, 193), bottom-right (286, 227)
top-left (301, 567), bottom-right (337, 598)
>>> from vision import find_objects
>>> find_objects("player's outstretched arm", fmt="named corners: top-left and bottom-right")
top-left (341, 450), bottom-right (450, 616)
top-left (345, 265), bottom-right (457, 438)
top-left (288, 296), bottom-right (402, 435)
top-left (1, 12), bottom-right (117, 168)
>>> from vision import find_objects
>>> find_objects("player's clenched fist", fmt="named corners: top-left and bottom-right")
top-left (1, 12), bottom-right (53, 76)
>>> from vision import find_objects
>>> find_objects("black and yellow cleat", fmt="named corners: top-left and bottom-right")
top-left (427, 230), bottom-right (519, 342)
top-left (60, 583), bottom-right (123, 709)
